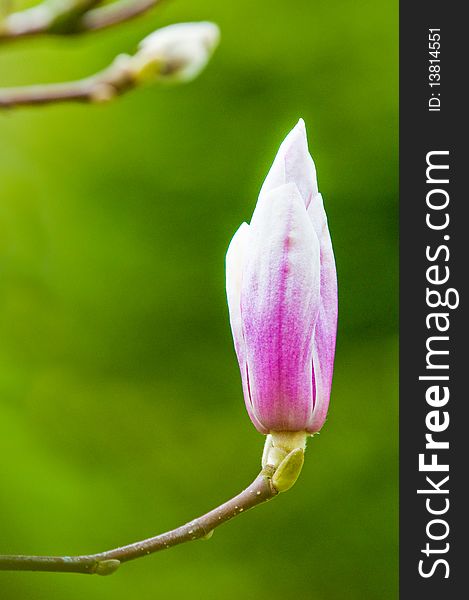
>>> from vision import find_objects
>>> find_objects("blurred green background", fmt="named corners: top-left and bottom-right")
top-left (0, 0), bottom-right (398, 598)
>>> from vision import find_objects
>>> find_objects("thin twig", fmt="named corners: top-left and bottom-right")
top-left (0, 54), bottom-right (135, 108)
top-left (80, 0), bottom-right (165, 32)
top-left (0, 79), bottom-right (99, 107)
top-left (0, 0), bottom-right (166, 42)
top-left (0, 467), bottom-right (277, 575)
top-left (0, 20), bottom-right (221, 109)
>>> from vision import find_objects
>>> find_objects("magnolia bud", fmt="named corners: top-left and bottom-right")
top-left (226, 119), bottom-right (338, 437)
top-left (131, 22), bottom-right (220, 84)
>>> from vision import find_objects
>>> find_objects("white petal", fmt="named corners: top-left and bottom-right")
top-left (306, 192), bottom-right (328, 237)
top-left (226, 222), bottom-right (251, 359)
top-left (259, 119), bottom-right (318, 207)
top-left (241, 183), bottom-right (321, 431)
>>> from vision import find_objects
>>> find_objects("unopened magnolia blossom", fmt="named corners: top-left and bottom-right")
top-left (226, 119), bottom-right (337, 449)
top-left (133, 22), bottom-right (220, 83)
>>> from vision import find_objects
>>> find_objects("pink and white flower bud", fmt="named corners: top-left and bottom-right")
top-left (226, 119), bottom-right (337, 436)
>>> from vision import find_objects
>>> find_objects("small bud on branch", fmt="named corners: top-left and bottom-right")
top-left (0, 22), bottom-right (220, 108)
top-left (133, 22), bottom-right (220, 84)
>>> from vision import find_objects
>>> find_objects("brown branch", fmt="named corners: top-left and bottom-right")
top-left (79, 0), bottom-right (165, 33)
top-left (0, 0), bottom-right (166, 42)
top-left (0, 54), bottom-right (135, 108)
top-left (0, 21), bottom-right (221, 109)
top-left (0, 436), bottom-right (305, 576)
top-left (0, 467), bottom-right (278, 576)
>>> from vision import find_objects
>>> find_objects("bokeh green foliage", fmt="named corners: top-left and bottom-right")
top-left (0, 0), bottom-right (398, 598)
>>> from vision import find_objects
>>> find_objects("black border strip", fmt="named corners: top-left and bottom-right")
top-left (400, 3), bottom-right (465, 597)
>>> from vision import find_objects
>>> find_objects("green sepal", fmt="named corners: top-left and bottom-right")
top-left (271, 448), bottom-right (305, 493)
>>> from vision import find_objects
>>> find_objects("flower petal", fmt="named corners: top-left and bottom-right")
top-left (226, 223), bottom-right (268, 433)
top-left (306, 193), bottom-right (338, 432)
top-left (259, 119), bottom-right (318, 208)
top-left (226, 222), bottom-right (250, 359)
top-left (241, 183), bottom-right (321, 431)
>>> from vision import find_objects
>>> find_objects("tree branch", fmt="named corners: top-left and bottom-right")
top-left (0, 54), bottom-right (135, 108)
top-left (0, 0), bottom-right (166, 42)
top-left (0, 20), bottom-right (220, 109)
top-left (79, 0), bottom-right (165, 33)
top-left (0, 466), bottom-right (278, 576)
